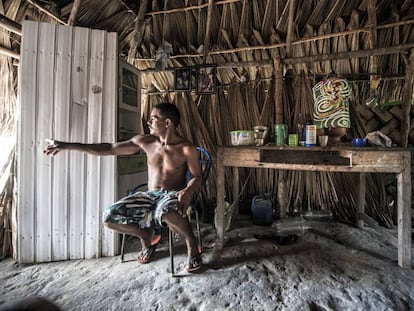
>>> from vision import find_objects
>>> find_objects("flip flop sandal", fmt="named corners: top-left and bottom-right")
top-left (186, 253), bottom-right (203, 273)
top-left (137, 235), bottom-right (161, 264)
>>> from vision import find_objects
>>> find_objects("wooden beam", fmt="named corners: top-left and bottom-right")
top-left (0, 13), bottom-right (21, 35)
top-left (0, 45), bottom-right (19, 59)
top-left (286, 0), bottom-right (296, 56)
top-left (127, 0), bottom-right (149, 63)
top-left (273, 56), bottom-right (283, 123)
top-left (367, 0), bottom-right (379, 96)
top-left (400, 48), bottom-right (414, 147)
top-left (67, 0), bottom-right (81, 26)
top-left (26, 0), bottom-right (67, 25)
top-left (138, 44), bottom-right (414, 74)
top-left (145, 0), bottom-right (240, 16)
top-left (203, 0), bottom-right (215, 62)
top-left (217, 44), bottom-right (414, 67)
top-left (283, 44), bottom-right (414, 65)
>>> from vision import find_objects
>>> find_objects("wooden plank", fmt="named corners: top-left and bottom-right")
top-left (221, 147), bottom-right (260, 165)
top-left (35, 22), bottom-right (56, 262)
top-left (17, 20), bottom-right (39, 263)
top-left (69, 26), bottom-right (89, 259)
top-left (344, 150), bottom-right (403, 168)
top-left (100, 32), bottom-right (118, 257)
top-left (51, 24), bottom-right (72, 261)
top-left (260, 149), bottom-right (350, 165)
top-left (85, 29), bottom-right (105, 259)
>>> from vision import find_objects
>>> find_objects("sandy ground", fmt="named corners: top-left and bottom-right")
top-left (1, 219), bottom-right (413, 311)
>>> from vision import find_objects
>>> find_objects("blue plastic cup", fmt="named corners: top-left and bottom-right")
top-left (352, 138), bottom-right (367, 147)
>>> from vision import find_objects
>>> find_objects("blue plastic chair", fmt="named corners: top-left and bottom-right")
top-left (120, 147), bottom-right (212, 275)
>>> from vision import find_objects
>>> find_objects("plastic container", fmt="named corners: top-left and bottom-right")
top-left (251, 193), bottom-right (273, 226)
top-left (230, 130), bottom-right (254, 146)
top-left (305, 124), bottom-right (317, 146)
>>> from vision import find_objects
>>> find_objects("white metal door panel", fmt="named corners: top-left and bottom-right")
top-left (18, 21), bottom-right (118, 263)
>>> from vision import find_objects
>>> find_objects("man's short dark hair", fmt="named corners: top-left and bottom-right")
top-left (154, 102), bottom-right (181, 127)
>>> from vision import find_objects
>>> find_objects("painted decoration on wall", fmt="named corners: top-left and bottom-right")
top-left (196, 65), bottom-right (216, 94)
top-left (312, 78), bottom-right (351, 129)
top-left (174, 67), bottom-right (191, 91)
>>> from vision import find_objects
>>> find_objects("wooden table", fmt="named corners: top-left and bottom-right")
top-left (216, 146), bottom-right (412, 269)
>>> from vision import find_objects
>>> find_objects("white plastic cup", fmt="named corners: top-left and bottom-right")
top-left (319, 135), bottom-right (329, 147)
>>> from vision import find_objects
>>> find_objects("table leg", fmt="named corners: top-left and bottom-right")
top-left (397, 152), bottom-right (411, 269)
top-left (232, 168), bottom-right (239, 215)
top-left (357, 173), bottom-right (366, 229)
top-left (216, 148), bottom-right (225, 247)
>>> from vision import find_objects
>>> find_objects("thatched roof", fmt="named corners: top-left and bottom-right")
top-left (0, 0), bottom-right (413, 251)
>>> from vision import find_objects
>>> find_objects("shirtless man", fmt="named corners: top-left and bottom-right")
top-left (43, 103), bottom-right (203, 272)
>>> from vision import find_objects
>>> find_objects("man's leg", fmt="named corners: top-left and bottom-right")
top-left (103, 191), bottom-right (158, 249)
top-left (162, 213), bottom-right (199, 257)
top-left (103, 222), bottom-right (154, 249)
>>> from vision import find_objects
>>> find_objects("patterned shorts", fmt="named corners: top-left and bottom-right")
top-left (102, 190), bottom-right (179, 228)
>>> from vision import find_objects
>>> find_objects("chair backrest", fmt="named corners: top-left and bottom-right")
top-left (186, 146), bottom-right (212, 188)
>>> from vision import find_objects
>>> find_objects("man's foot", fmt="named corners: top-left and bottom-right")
top-left (186, 252), bottom-right (203, 273)
top-left (137, 235), bottom-right (161, 264)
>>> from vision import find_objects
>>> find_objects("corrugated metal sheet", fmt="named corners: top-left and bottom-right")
top-left (17, 21), bottom-right (118, 263)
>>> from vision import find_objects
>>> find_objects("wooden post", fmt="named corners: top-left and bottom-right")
top-left (400, 49), bottom-right (414, 147)
top-left (273, 56), bottom-right (288, 218)
top-left (397, 152), bottom-right (411, 268)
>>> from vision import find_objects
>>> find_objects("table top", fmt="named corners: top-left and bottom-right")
top-left (218, 144), bottom-right (413, 152)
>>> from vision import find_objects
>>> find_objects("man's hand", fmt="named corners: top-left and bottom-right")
top-left (43, 139), bottom-right (65, 156)
top-left (176, 188), bottom-right (193, 217)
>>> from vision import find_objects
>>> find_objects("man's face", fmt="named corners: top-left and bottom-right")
top-left (147, 108), bottom-right (167, 136)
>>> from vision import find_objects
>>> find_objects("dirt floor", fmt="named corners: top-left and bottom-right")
top-left (1, 218), bottom-right (413, 311)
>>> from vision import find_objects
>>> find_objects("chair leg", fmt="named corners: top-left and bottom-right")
top-left (120, 233), bottom-right (126, 262)
top-left (169, 230), bottom-right (174, 276)
top-left (195, 211), bottom-right (202, 251)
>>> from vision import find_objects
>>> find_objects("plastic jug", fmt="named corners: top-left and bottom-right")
top-left (251, 193), bottom-right (273, 226)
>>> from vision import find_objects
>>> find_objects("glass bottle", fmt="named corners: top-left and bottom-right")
top-left (297, 113), bottom-right (305, 145)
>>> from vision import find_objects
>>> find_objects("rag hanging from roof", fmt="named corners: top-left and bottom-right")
top-left (312, 78), bottom-right (351, 129)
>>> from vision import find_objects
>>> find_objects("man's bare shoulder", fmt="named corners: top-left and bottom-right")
top-left (130, 134), bottom-right (158, 146)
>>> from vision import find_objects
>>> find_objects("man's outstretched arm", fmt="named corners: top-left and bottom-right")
top-left (43, 137), bottom-right (142, 157)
